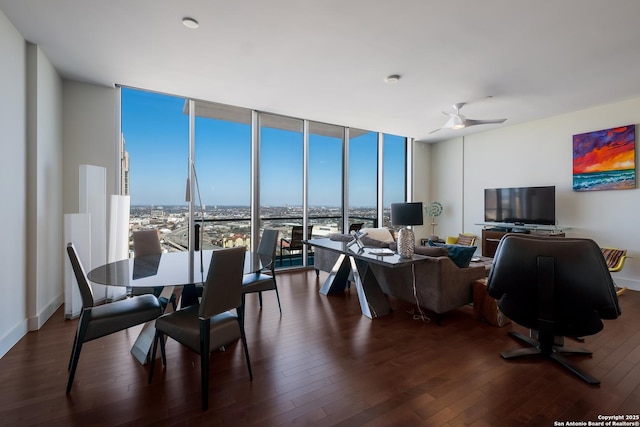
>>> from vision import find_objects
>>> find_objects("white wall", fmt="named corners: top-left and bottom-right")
top-left (1, 10), bottom-right (66, 358)
top-left (0, 9), bottom-right (28, 357)
top-left (411, 140), bottom-right (432, 240)
top-left (26, 43), bottom-right (64, 330)
top-left (429, 138), bottom-right (465, 240)
top-left (62, 81), bottom-right (118, 215)
top-left (427, 97), bottom-right (640, 290)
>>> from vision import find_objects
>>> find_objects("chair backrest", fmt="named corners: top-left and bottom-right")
top-left (132, 230), bottom-right (162, 257)
top-left (456, 233), bottom-right (476, 246)
top-left (446, 233), bottom-right (476, 246)
top-left (66, 243), bottom-right (95, 309)
top-left (288, 225), bottom-right (313, 250)
top-left (487, 234), bottom-right (620, 337)
top-left (199, 246), bottom-right (246, 319)
top-left (258, 229), bottom-right (279, 259)
top-left (601, 247), bottom-right (627, 271)
top-left (349, 223), bottom-right (364, 233)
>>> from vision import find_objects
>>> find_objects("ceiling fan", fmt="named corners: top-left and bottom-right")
top-left (429, 102), bottom-right (506, 134)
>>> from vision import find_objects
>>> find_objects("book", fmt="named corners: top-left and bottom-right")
top-left (368, 248), bottom-right (395, 256)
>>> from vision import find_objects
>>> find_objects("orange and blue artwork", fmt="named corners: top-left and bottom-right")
top-left (573, 124), bottom-right (635, 191)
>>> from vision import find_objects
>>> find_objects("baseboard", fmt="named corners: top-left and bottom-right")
top-left (0, 319), bottom-right (28, 359)
top-left (27, 293), bottom-right (64, 331)
top-left (614, 276), bottom-right (639, 292)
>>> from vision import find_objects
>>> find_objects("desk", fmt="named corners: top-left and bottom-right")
top-left (305, 238), bottom-right (429, 319)
top-left (88, 249), bottom-right (267, 363)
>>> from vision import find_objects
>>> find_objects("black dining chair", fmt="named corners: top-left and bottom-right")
top-left (148, 246), bottom-right (252, 410)
top-left (65, 243), bottom-right (162, 393)
top-left (132, 229), bottom-right (177, 311)
top-left (242, 229), bottom-right (281, 316)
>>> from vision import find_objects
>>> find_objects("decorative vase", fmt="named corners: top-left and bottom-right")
top-left (396, 227), bottom-right (415, 259)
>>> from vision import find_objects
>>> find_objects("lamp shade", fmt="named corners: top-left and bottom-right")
top-left (391, 202), bottom-right (424, 226)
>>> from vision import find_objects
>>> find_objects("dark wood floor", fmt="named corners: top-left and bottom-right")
top-left (1, 270), bottom-right (639, 426)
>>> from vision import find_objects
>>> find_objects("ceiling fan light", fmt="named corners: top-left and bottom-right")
top-left (448, 115), bottom-right (465, 129)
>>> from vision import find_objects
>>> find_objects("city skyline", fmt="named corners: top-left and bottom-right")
top-left (121, 87), bottom-right (406, 207)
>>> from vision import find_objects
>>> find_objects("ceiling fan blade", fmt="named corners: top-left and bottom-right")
top-left (464, 118), bottom-right (507, 126)
top-left (429, 102), bottom-right (506, 135)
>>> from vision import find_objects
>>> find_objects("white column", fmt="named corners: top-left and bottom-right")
top-left (79, 165), bottom-right (108, 303)
top-left (107, 194), bottom-right (130, 300)
top-left (64, 213), bottom-right (91, 319)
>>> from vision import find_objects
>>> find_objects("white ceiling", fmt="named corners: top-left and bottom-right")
top-left (3, 0), bottom-right (640, 142)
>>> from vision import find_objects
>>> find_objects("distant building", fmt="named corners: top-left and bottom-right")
top-left (120, 133), bottom-right (130, 195)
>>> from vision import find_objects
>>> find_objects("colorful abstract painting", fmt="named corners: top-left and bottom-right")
top-left (573, 124), bottom-right (636, 191)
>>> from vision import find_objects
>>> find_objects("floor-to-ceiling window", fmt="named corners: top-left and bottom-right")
top-left (258, 113), bottom-right (308, 265)
top-left (193, 101), bottom-right (252, 249)
top-left (121, 87), bottom-right (410, 266)
top-left (348, 130), bottom-right (378, 228)
top-left (382, 133), bottom-right (407, 228)
top-left (308, 121), bottom-right (344, 235)
top-left (121, 87), bottom-right (189, 252)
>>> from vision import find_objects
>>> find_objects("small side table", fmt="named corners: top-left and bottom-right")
top-left (473, 278), bottom-right (510, 327)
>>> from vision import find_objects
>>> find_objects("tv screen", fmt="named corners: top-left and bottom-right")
top-left (484, 186), bottom-right (556, 225)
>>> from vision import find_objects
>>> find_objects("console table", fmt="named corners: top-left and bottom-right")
top-left (477, 224), bottom-right (569, 257)
top-left (304, 238), bottom-right (428, 319)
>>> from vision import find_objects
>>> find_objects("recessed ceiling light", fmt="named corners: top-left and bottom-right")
top-left (182, 17), bottom-right (199, 29)
top-left (385, 74), bottom-right (401, 84)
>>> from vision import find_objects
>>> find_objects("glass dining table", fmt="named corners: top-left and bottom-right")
top-left (87, 248), bottom-right (269, 364)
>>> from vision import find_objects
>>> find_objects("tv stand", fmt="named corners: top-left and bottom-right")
top-left (477, 223), bottom-right (569, 257)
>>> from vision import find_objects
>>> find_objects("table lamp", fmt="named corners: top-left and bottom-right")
top-left (391, 202), bottom-right (424, 258)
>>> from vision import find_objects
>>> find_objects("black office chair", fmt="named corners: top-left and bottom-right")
top-left (148, 246), bottom-right (252, 410)
top-left (242, 229), bottom-right (281, 315)
top-left (487, 234), bottom-right (621, 385)
top-left (66, 243), bottom-right (162, 393)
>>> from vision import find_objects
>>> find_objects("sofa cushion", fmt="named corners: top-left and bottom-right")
top-left (428, 241), bottom-right (477, 268)
top-left (414, 246), bottom-right (448, 257)
top-left (329, 233), bottom-right (353, 242)
top-left (361, 236), bottom-right (390, 247)
top-left (360, 228), bottom-right (395, 244)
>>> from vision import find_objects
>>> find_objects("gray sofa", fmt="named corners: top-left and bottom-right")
top-left (313, 234), bottom-right (489, 323)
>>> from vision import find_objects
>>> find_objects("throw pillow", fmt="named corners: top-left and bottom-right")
top-left (329, 233), bottom-right (353, 242)
top-left (360, 236), bottom-right (390, 248)
top-left (359, 227), bottom-right (395, 244)
top-left (414, 246), bottom-right (448, 257)
top-left (428, 241), bottom-right (477, 268)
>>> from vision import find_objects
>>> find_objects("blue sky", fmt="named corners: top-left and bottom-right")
top-left (122, 87), bottom-right (406, 207)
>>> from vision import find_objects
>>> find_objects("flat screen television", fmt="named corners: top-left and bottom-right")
top-left (484, 186), bottom-right (556, 226)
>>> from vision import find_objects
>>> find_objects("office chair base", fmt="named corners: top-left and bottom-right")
top-left (501, 331), bottom-right (600, 385)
